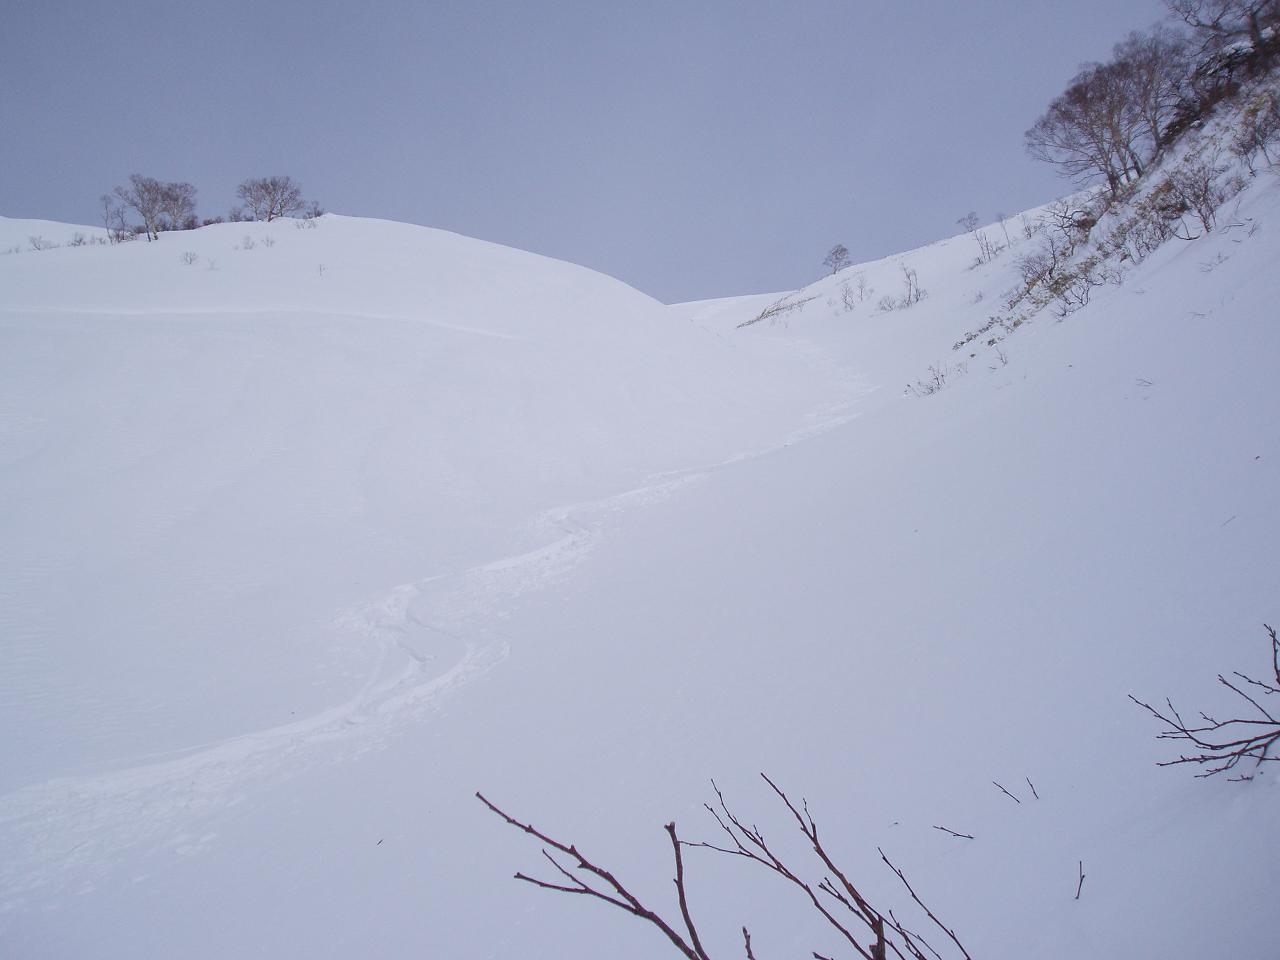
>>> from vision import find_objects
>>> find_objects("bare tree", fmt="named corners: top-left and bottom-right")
top-left (236, 176), bottom-right (307, 221)
top-left (1130, 623), bottom-right (1280, 779)
top-left (158, 181), bottom-right (198, 232)
top-left (479, 774), bottom-right (973, 960)
top-left (823, 244), bottom-right (852, 275)
top-left (1168, 0), bottom-right (1280, 53)
top-left (1112, 27), bottom-right (1193, 152)
top-left (100, 193), bottom-right (132, 244)
top-left (1026, 55), bottom-right (1161, 195)
top-left (994, 213), bottom-right (1012, 247)
top-left (957, 213), bottom-right (998, 263)
top-left (113, 174), bottom-right (169, 241)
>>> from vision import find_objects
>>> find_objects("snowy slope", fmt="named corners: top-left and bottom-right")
top-left (1, 170), bottom-right (1278, 960)
top-left (0, 215), bottom-right (858, 790)
top-left (0, 216), bottom-right (107, 254)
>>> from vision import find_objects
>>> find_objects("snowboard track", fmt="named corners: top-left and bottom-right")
top-left (0, 395), bottom-right (861, 912)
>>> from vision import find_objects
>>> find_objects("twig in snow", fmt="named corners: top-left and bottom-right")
top-left (1075, 860), bottom-right (1085, 900)
top-left (1025, 777), bottom-right (1039, 800)
top-left (992, 781), bottom-right (1021, 804)
top-left (932, 825), bottom-right (975, 840)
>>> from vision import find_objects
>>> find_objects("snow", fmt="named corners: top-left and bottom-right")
top-left (0, 216), bottom-right (107, 253)
top-left (1, 172), bottom-right (1278, 959)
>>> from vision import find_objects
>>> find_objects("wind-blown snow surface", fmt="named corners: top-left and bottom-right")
top-left (1, 185), bottom-right (1277, 959)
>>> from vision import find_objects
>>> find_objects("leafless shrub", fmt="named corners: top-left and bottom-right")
top-left (262, 235), bottom-right (276, 248)
top-left (181, 251), bottom-right (200, 265)
top-left (1230, 88), bottom-right (1280, 171)
top-left (27, 235), bottom-right (57, 251)
top-left (995, 212), bottom-right (1013, 247)
top-left (1045, 254), bottom-right (1117, 316)
top-left (67, 233), bottom-right (86, 247)
top-left (898, 263), bottom-right (926, 306)
top-left (240, 235), bottom-right (256, 251)
top-left (101, 193), bottom-right (125, 244)
top-left (1014, 229), bottom-right (1071, 296)
top-left (1130, 623), bottom-right (1280, 779)
top-left (957, 214), bottom-right (1000, 264)
top-left (877, 265), bottom-right (927, 312)
top-left (739, 295), bottom-right (818, 328)
top-left (1104, 180), bottom-right (1187, 260)
top-left (974, 230), bottom-right (1000, 264)
top-left (479, 774), bottom-right (974, 960)
top-left (1046, 195), bottom-right (1104, 252)
top-left (906, 361), bottom-right (966, 397)
top-left (840, 283), bottom-right (858, 311)
top-left (1165, 146), bottom-right (1230, 232)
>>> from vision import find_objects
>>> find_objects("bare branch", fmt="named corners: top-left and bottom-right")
top-left (992, 781), bottom-right (1021, 804)
top-left (482, 779), bottom-right (975, 960)
top-left (880, 850), bottom-right (973, 960)
top-left (667, 823), bottom-right (711, 960)
top-left (475, 792), bottom-right (703, 960)
top-left (1130, 625), bottom-right (1280, 776)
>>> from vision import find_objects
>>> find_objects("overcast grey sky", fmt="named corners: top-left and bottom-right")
top-left (1, 0), bottom-right (1170, 302)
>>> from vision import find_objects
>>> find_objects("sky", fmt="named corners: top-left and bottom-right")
top-left (1, 0), bottom-right (1173, 303)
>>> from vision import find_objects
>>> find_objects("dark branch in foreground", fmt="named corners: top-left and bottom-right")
top-left (479, 775), bottom-right (975, 960)
top-left (475, 791), bottom-right (708, 959)
top-left (1130, 624), bottom-right (1280, 778)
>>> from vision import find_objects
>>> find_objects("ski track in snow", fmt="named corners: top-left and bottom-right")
top-left (0, 393), bottom-right (861, 912)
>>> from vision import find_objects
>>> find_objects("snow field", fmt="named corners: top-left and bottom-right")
top-left (1, 168), bottom-right (1278, 959)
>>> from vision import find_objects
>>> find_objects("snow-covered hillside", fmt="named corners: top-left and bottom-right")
top-left (0, 217), bottom-right (107, 255)
top-left (1, 168), bottom-right (1277, 958)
